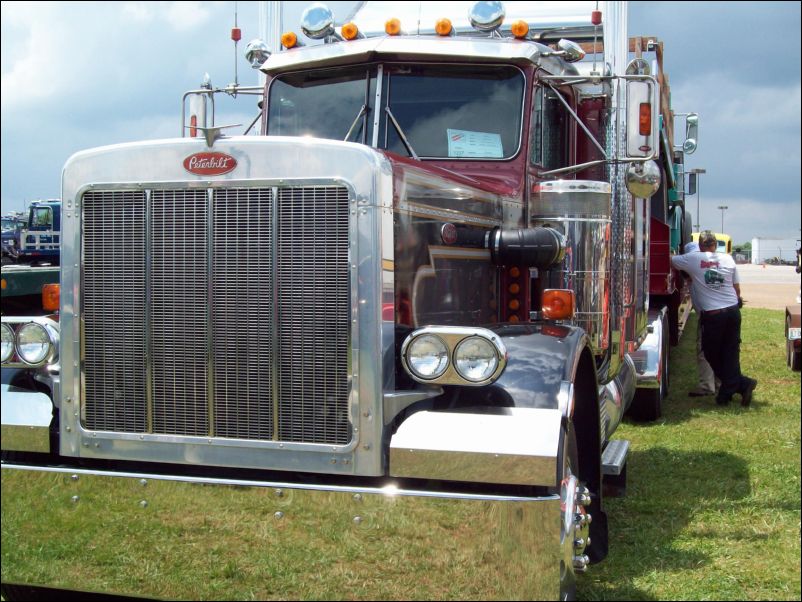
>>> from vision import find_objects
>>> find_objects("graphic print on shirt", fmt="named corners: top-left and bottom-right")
top-left (700, 259), bottom-right (725, 288)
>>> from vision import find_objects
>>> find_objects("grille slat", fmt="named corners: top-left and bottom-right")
top-left (81, 185), bottom-right (351, 446)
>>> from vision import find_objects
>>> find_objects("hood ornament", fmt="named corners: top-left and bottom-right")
top-left (185, 123), bottom-right (242, 147)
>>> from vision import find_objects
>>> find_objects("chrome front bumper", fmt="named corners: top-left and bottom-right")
top-left (1, 463), bottom-right (561, 600)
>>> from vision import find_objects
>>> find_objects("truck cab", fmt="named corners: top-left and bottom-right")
top-left (10, 200), bottom-right (61, 265)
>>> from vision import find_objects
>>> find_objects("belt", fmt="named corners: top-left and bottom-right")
top-left (702, 304), bottom-right (739, 316)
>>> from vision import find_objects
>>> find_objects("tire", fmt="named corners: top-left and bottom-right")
top-left (555, 424), bottom-right (582, 601)
top-left (628, 387), bottom-right (662, 422)
top-left (788, 316), bottom-right (802, 371)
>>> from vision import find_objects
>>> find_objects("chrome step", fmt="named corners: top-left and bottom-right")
top-left (602, 439), bottom-right (629, 476)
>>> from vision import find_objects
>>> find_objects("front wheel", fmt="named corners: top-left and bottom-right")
top-left (555, 424), bottom-right (592, 601)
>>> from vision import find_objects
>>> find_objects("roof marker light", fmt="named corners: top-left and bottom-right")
top-left (385, 18), bottom-right (402, 36)
top-left (281, 31), bottom-right (299, 49)
top-left (341, 22), bottom-right (361, 40)
top-left (510, 19), bottom-right (529, 39)
top-left (435, 18), bottom-right (453, 36)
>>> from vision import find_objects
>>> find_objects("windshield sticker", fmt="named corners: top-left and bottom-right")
top-left (447, 129), bottom-right (503, 158)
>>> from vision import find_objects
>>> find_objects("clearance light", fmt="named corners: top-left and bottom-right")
top-left (510, 19), bottom-right (529, 38)
top-left (508, 283), bottom-right (520, 294)
top-left (542, 289), bottom-right (575, 321)
top-left (281, 31), bottom-right (299, 49)
top-left (435, 18), bottom-right (453, 36)
top-left (508, 299), bottom-right (520, 311)
top-left (639, 103), bottom-right (651, 136)
top-left (509, 266), bottom-right (521, 278)
top-left (42, 283), bottom-right (60, 312)
top-left (341, 22), bottom-right (360, 40)
top-left (385, 18), bottom-right (402, 36)
top-left (509, 315), bottom-right (520, 323)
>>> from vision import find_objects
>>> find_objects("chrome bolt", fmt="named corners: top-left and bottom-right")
top-left (353, 516), bottom-right (363, 525)
top-left (353, 494), bottom-right (362, 503)
top-left (66, 426), bottom-right (71, 432)
top-left (274, 511), bottom-right (284, 520)
top-left (573, 554), bottom-right (589, 572)
top-left (71, 495), bottom-right (79, 503)
top-left (139, 500), bottom-right (148, 508)
top-left (574, 538), bottom-right (586, 551)
top-left (275, 488), bottom-right (284, 498)
top-left (140, 479), bottom-right (148, 487)
top-left (71, 474), bottom-right (79, 481)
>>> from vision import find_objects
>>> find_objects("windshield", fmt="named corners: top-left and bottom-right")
top-left (267, 64), bottom-right (524, 160)
top-left (1, 218), bottom-right (17, 230)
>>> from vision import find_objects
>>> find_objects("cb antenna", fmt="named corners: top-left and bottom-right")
top-left (231, 1), bottom-right (241, 88)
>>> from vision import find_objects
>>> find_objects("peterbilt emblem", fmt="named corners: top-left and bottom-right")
top-left (183, 152), bottom-right (237, 175)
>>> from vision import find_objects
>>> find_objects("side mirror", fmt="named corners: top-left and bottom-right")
top-left (683, 113), bottom-right (699, 154)
top-left (624, 59), bottom-right (658, 159)
top-left (626, 160), bottom-right (661, 198)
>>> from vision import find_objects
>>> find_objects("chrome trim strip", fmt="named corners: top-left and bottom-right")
top-left (1, 462), bottom-right (555, 502)
top-left (271, 185), bottom-right (279, 442)
top-left (145, 190), bottom-right (153, 433)
top-left (371, 64), bottom-right (383, 148)
top-left (206, 188), bottom-right (215, 436)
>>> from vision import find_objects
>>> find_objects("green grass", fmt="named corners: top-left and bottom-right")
top-left (580, 308), bottom-right (801, 600)
top-left (2, 308), bottom-right (799, 600)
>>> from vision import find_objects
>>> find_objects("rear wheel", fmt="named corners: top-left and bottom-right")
top-left (787, 316), bottom-right (801, 371)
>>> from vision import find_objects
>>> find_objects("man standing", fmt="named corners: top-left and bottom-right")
top-left (683, 241), bottom-right (719, 397)
top-left (671, 231), bottom-right (758, 406)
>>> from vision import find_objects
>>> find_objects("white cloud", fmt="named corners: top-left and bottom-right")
top-left (122, 2), bottom-right (154, 22)
top-left (164, 1), bottom-right (212, 32)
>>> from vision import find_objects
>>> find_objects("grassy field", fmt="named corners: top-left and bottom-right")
top-left (580, 308), bottom-right (801, 600)
top-left (2, 308), bottom-right (799, 600)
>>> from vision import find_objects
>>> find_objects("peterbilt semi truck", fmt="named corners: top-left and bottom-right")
top-left (1, 2), bottom-right (697, 599)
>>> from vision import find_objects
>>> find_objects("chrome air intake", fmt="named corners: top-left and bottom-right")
top-left (530, 180), bottom-right (612, 353)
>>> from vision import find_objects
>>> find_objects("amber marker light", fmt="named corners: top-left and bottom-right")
top-left (385, 18), bottom-right (401, 35)
top-left (639, 103), bottom-right (651, 135)
top-left (435, 18), bottom-right (452, 36)
top-left (508, 283), bottom-right (520, 294)
top-left (510, 19), bottom-right (529, 38)
top-left (509, 266), bottom-right (521, 278)
top-left (281, 31), bottom-right (298, 48)
top-left (542, 289), bottom-right (575, 320)
top-left (508, 299), bottom-right (520, 311)
top-left (342, 22), bottom-right (360, 40)
top-left (42, 284), bottom-right (60, 313)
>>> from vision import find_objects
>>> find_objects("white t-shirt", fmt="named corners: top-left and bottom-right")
top-left (671, 251), bottom-right (740, 312)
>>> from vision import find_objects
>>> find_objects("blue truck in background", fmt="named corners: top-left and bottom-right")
top-left (3, 200), bottom-right (61, 266)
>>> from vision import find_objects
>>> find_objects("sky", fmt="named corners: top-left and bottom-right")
top-left (2, 1), bottom-right (800, 248)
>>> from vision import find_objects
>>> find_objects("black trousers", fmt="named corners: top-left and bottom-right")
top-left (700, 307), bottom-right (749, 403)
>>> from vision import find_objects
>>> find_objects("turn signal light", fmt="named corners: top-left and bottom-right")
top-left (639, 103), bottom-right (651, 135)
top-left (435, 18), bottom-right (452, 36)
top-left (510, 20), bottom-right (529, 38)
top-left (542, 289), bottom-right (575, 320)
top-left (42, 284), bottom-right (60, 312)
top-left (281, 31), bottom-right (298, 48)
top-left (385, 18), bottom-right (401, 35)
top-left (342, 22), bottom-right (360, 40)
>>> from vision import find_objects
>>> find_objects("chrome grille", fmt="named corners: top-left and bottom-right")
top-left (276, 187), bottom-right (351, 444)
top-left (212, 188), bottom-right (275, 440)
top-left (82, 191), bottom-right (147, 432)
top-left (81, 185), bottom-right (351, 445)
top-left (151, 190), bottom-right (209, 436)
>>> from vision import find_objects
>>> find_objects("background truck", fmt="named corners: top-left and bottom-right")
top-left (2, 2), bottom-right (698, 599)
top-left (5, 200), bottom-right (61, 266)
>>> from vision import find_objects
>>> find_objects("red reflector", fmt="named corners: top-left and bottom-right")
top-left (382, 303), bottom-right (395, 321)
top-left (231, 27), bottom-right (242, 42)
top-left (639, 103), bottom-right (651, 136)
top-left (591, 10), bottom-right (602, 25)
top-left (190, 114), bottom-right (198, 138)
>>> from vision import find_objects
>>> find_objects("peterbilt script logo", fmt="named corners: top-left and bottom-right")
top-left (183, 152), bottom-right (237, 176)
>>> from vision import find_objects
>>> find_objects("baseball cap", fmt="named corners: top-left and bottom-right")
top-left (684, 241), bottom-right (699, 253)
top-left (698, 230), bottom-right (717, 247)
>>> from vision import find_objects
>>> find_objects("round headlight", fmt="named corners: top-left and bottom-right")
top-left (454, 336), bottom-right (499, 382)
top-left (1, 323), bottom-right (14, 363)
top-left (406, 334), bottom-right (449, 380)
top-left (469, 1), bottom-right (506, 32)
top-left (301, 3), bottom-right (335, 39)
top-left (16, 322), bottom-right (52, 365)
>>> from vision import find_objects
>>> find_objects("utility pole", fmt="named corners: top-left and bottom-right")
top-left (717, 205), bottom-right (728, 233)
top-left (689, 168), bottom-right (706, 231)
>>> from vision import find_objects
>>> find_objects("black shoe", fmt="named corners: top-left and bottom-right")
top-left (688, 388), bottom-right (715, 397)
top-left (741, 378), bottom-right (758, 407)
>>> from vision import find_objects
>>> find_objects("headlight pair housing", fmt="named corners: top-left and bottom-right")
top-left (1, 318), bottom-right (59, 367)
top-left (401, 327), bottom-right (507, 386)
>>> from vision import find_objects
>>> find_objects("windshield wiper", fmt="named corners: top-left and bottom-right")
top-left (385, 107), bottom-right (419, 160)
top-left (344, 103), bottom-right (368, 142)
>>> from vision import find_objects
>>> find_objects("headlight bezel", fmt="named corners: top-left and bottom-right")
top-left (453, 335), bottom-right (500, 383)
top-left (1, 322), bottom-right (14, 363)
top-left (1, 317), bottom-right (60, 368)
top-left (401, 326), bottom-right (507, 386)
